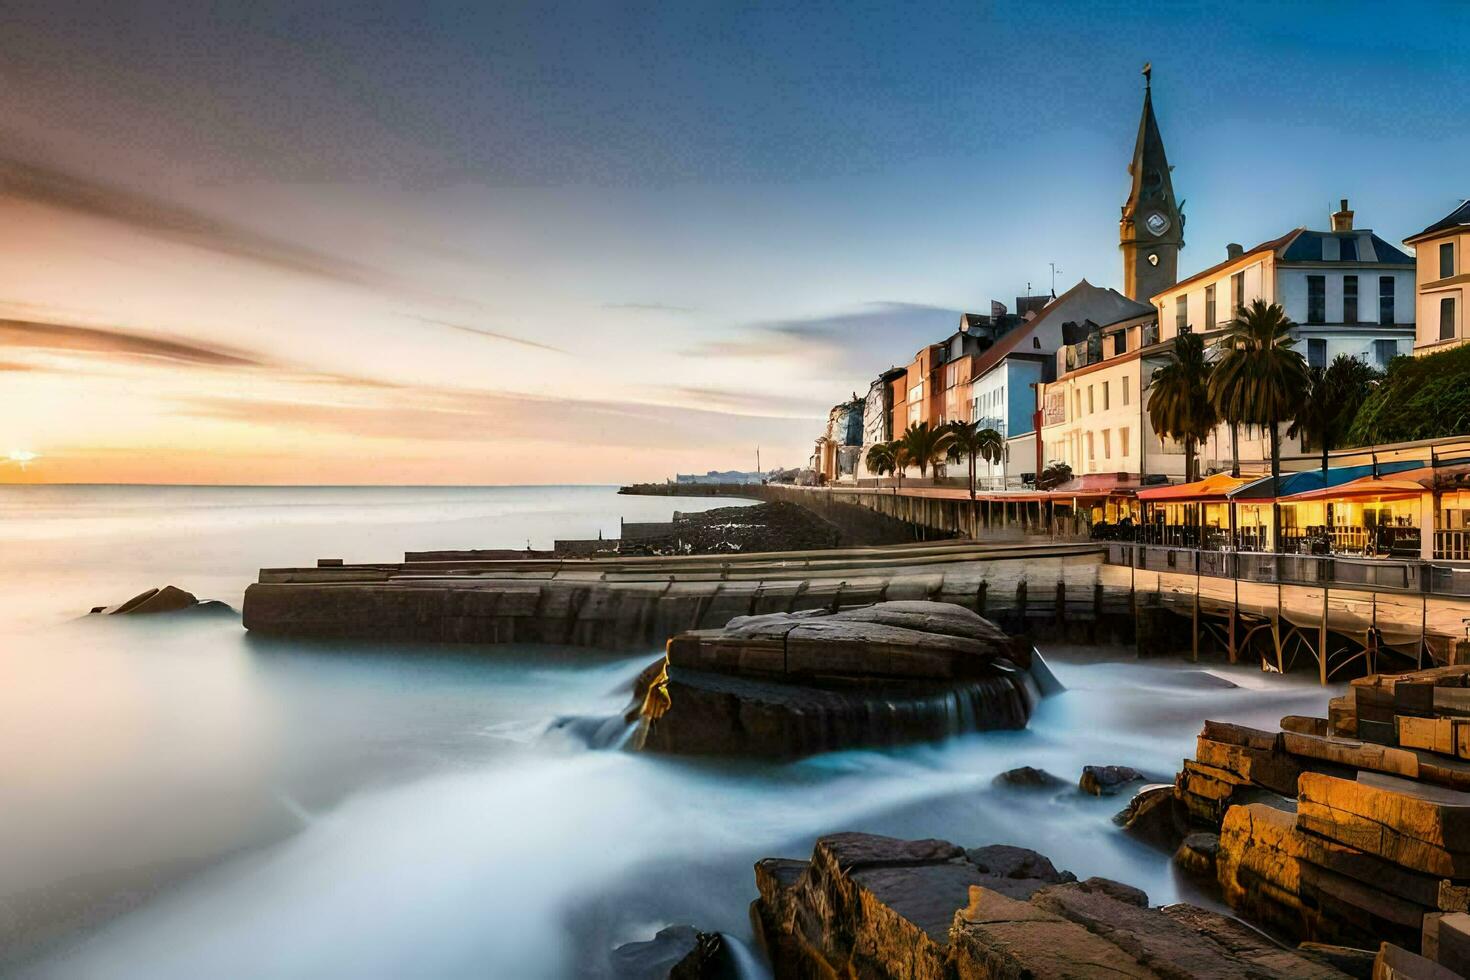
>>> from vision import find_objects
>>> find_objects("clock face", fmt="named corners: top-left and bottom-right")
top-left (1145, 211), bottom-right (1171, 236)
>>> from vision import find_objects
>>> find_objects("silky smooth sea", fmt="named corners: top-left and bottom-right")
top-left (0, 485), bottom-right (1338, 978)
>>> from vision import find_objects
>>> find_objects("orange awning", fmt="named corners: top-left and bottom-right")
top-left (1135, 472), bottom-right (1251, 503)
top-left (1282, 470), bottom-right (1432, 503)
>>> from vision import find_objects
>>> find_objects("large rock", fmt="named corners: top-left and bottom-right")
top-left (636, 602), bottom-right (1041, 757)
top-left (609, 925), bottom-right (735, 979)
top-left (89, 585), bottom-right (220, 616)
top-left (753, 832), bottom-right (1354, 979)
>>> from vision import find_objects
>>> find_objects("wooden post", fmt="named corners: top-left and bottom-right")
top-left (1192, 552), bottom-right (1200, 663)
top-left (1319, 583), bottom-right (1330, 686)
top-left (1228, 573), bottom-right (1238, 664)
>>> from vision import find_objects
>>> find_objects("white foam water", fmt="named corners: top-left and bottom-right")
top-left (0, 486), bottom-right (1342, 978)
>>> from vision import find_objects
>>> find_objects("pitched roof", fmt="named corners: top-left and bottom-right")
top-left (1280, 230), bottom-right (1412, 265)
top-left (968, 280), bottom-right (1152, 383)
top-left (1154, 229), bottom-right (1303, 299)
top-left (1405, 200), bottom-right (1470, 245)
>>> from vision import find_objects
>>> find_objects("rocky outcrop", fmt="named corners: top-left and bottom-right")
top-left (752, 832), bottom-right (1354, 979)
top-left (89, 585), bottom-right (225, 616)
top-left (1080, 764), bottom-right (1149, 796)
top-left (609, 925), bottom-right (735, 979)
top-left (1165, 663), bottom-right (1470, 969)
top-left (995, 765), bottom-right (1064, 788)
top-left (633, 602), bottom-right (1043, 757)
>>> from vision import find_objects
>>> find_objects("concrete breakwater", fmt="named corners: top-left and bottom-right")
top-left (620, 482), bottom-right (1052, 543)
top-left (242, 540), bottom-right (1128, 650)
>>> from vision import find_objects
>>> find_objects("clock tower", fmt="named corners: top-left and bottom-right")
top-left (1120, 65), bottom-right (1184, 304)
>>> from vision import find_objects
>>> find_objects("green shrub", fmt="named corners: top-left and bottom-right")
top-left (1346, 344), bottom-right (1470, 445)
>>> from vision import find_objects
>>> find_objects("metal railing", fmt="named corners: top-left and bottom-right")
top-left (1105, 542), bottom-right (1467, 596)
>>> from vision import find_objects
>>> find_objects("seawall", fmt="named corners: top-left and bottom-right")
top-left (243, 541), bottom-right (1130, 651)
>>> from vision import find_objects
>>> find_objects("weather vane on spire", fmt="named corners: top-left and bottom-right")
top-left (1142, 62), bottom-right (1152, 88)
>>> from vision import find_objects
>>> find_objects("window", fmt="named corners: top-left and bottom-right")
top-left (1175, 295), bottom-right (1187, 333)
top-left (1033, 337), bottom-right (1040, 348)
top-left (1122, 378), bottom-right (1130, 406)
top-left (1343, 275), bottom-right (1358, 324)
top-left (1231, 272), bottom-right (1245, 315)
top-left (1112, 332), bottom-right (1125, 356)
top-left (1340, 237), bottom-right (1358, 262)
top-left (1442, 242), bottom-right (1456, 280)
top-left (1086, 432), bottom-right (1095, 462)
top-left (1379, 276), bottom-right (1395, 325)
top-left (1103, 429), bottom-right (1112, 459)
top-left (1307, 275), bottom-right (1326, 324)
top-left (1373, 339), bottom-right (1397, 366)
top-left (1307, 338), bottom-right (1327, 369)
top-left (1087, 385), bottom-right (1094, 413)
top-left (1442, 296), bottom-right (1457, 341)
top-left (1120, 427), bottom-right (1130, 458)
top-left (1102, 381), bottom-right (1110, 410)
top-left (1205, 284), bottom-right (1216, 327)
top-left (1073, 390), bottom-right (1081, 419)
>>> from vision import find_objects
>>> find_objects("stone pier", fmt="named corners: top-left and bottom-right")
top-left (242, 540), bottom-right (1129, 650)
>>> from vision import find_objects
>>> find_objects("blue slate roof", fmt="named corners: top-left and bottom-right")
top-left (1227, 459), bottom-right (1421, 500)
top-left (1279, 231), bottom-right (1412, 265)
top-left (1408, 200), bottom-right (1470, 242)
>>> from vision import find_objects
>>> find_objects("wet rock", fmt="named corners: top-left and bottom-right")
top-left (636, 602), bottom-right (1040, 757)
top-left (1172, 832), bottom-right (1219, 879)
top-left (1297, 942), bottom-right (1376, 979)
top-left (1080, 764), bottom-right (1147, 796)
top-left (1115, 784), bottom-right (1189, 850)
top-left (964, 844), bottom-right (1075, 887)
top-left (1374, 942), bottom-right (1461, 980)
top-left (995, 765), bottom-right (1064, 788)
top-left (610, 925), bottom-right (735, 979)
top-left (753, 832), bottom-right (1355, 979)
top-left (89, 585), bottom-right (208, 616)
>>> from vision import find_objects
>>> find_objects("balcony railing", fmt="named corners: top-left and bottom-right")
top-left (1103, 543), bottom-right (1467, 595)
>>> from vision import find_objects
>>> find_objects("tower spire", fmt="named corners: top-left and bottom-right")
top-left (1120, 65), bottom-right (1183, 303)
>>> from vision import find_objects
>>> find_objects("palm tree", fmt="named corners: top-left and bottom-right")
top-left (864, 442), bottom-right (896, 493)
top-left (1148, 330), bottom-right (1217, 484)
top-left (1288, 355), bottom-right (1382, 475)
top-left (945, 421), bottom-right (1004, 528)
top-left (1208, 299), bottom-right (1308, 481)
top-left (897, 421), bottom-right (954, 480)
top-left (1208, 299), bottom-right (1308, 553)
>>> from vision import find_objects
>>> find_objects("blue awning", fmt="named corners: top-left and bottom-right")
top-left (1226, 459), bottom-right (1422, 501)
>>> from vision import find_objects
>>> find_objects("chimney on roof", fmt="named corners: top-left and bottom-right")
top-left (1331, 198), bottom-right (1354, 232)
top-left (1226, 243), bottom-right (1243, 259)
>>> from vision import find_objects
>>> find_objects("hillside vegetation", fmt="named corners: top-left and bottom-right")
top-left (1346, 343), bottom-right (1470, 446)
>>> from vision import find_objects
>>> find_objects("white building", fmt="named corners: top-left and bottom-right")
top-left (964, 279), bottom-right (1153, 488)
top-left (1147, 200), bottom-right (1415, 473)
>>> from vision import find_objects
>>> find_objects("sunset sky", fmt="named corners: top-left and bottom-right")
top-left (3, 1), bottom-right (1469, 485)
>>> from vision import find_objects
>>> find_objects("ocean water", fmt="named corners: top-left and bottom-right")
top-left (0, 485), bottom-right (1340, 978)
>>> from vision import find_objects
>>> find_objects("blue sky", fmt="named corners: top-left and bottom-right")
top-left (2, 1), bottom-right (1468, 483)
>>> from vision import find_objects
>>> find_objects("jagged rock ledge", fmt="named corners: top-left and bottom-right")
top-left (629, 601), bottom-right (1043, 757)
top-left (1136, 662), bottom-right (1470, 974)
top-left (752, 831), bottom-right (1362, 978)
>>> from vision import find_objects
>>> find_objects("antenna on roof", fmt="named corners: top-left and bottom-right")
top-left (1049, 262), bottom-right (1061, 299)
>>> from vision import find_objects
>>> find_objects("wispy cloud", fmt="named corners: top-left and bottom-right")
top-left (0, 156), bottom-right (392, 290)
top-left (660, 385), bottom-right (833, 418)
top-left (179, 387), bottom-right (811, 450)
top-left (683, 301), bottom-right (955, 371)
top-left (406, 316), bottom-right (567, 355)
top-left (601, 301), bottom-right (696, 315)
top-left (0, 317), bottom-right (268, 369)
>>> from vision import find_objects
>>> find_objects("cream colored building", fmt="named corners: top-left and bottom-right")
top-left (1404, 200), bottom-right (1470, 355)
top-left (1146, 201), bottom-right (1415, 473)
